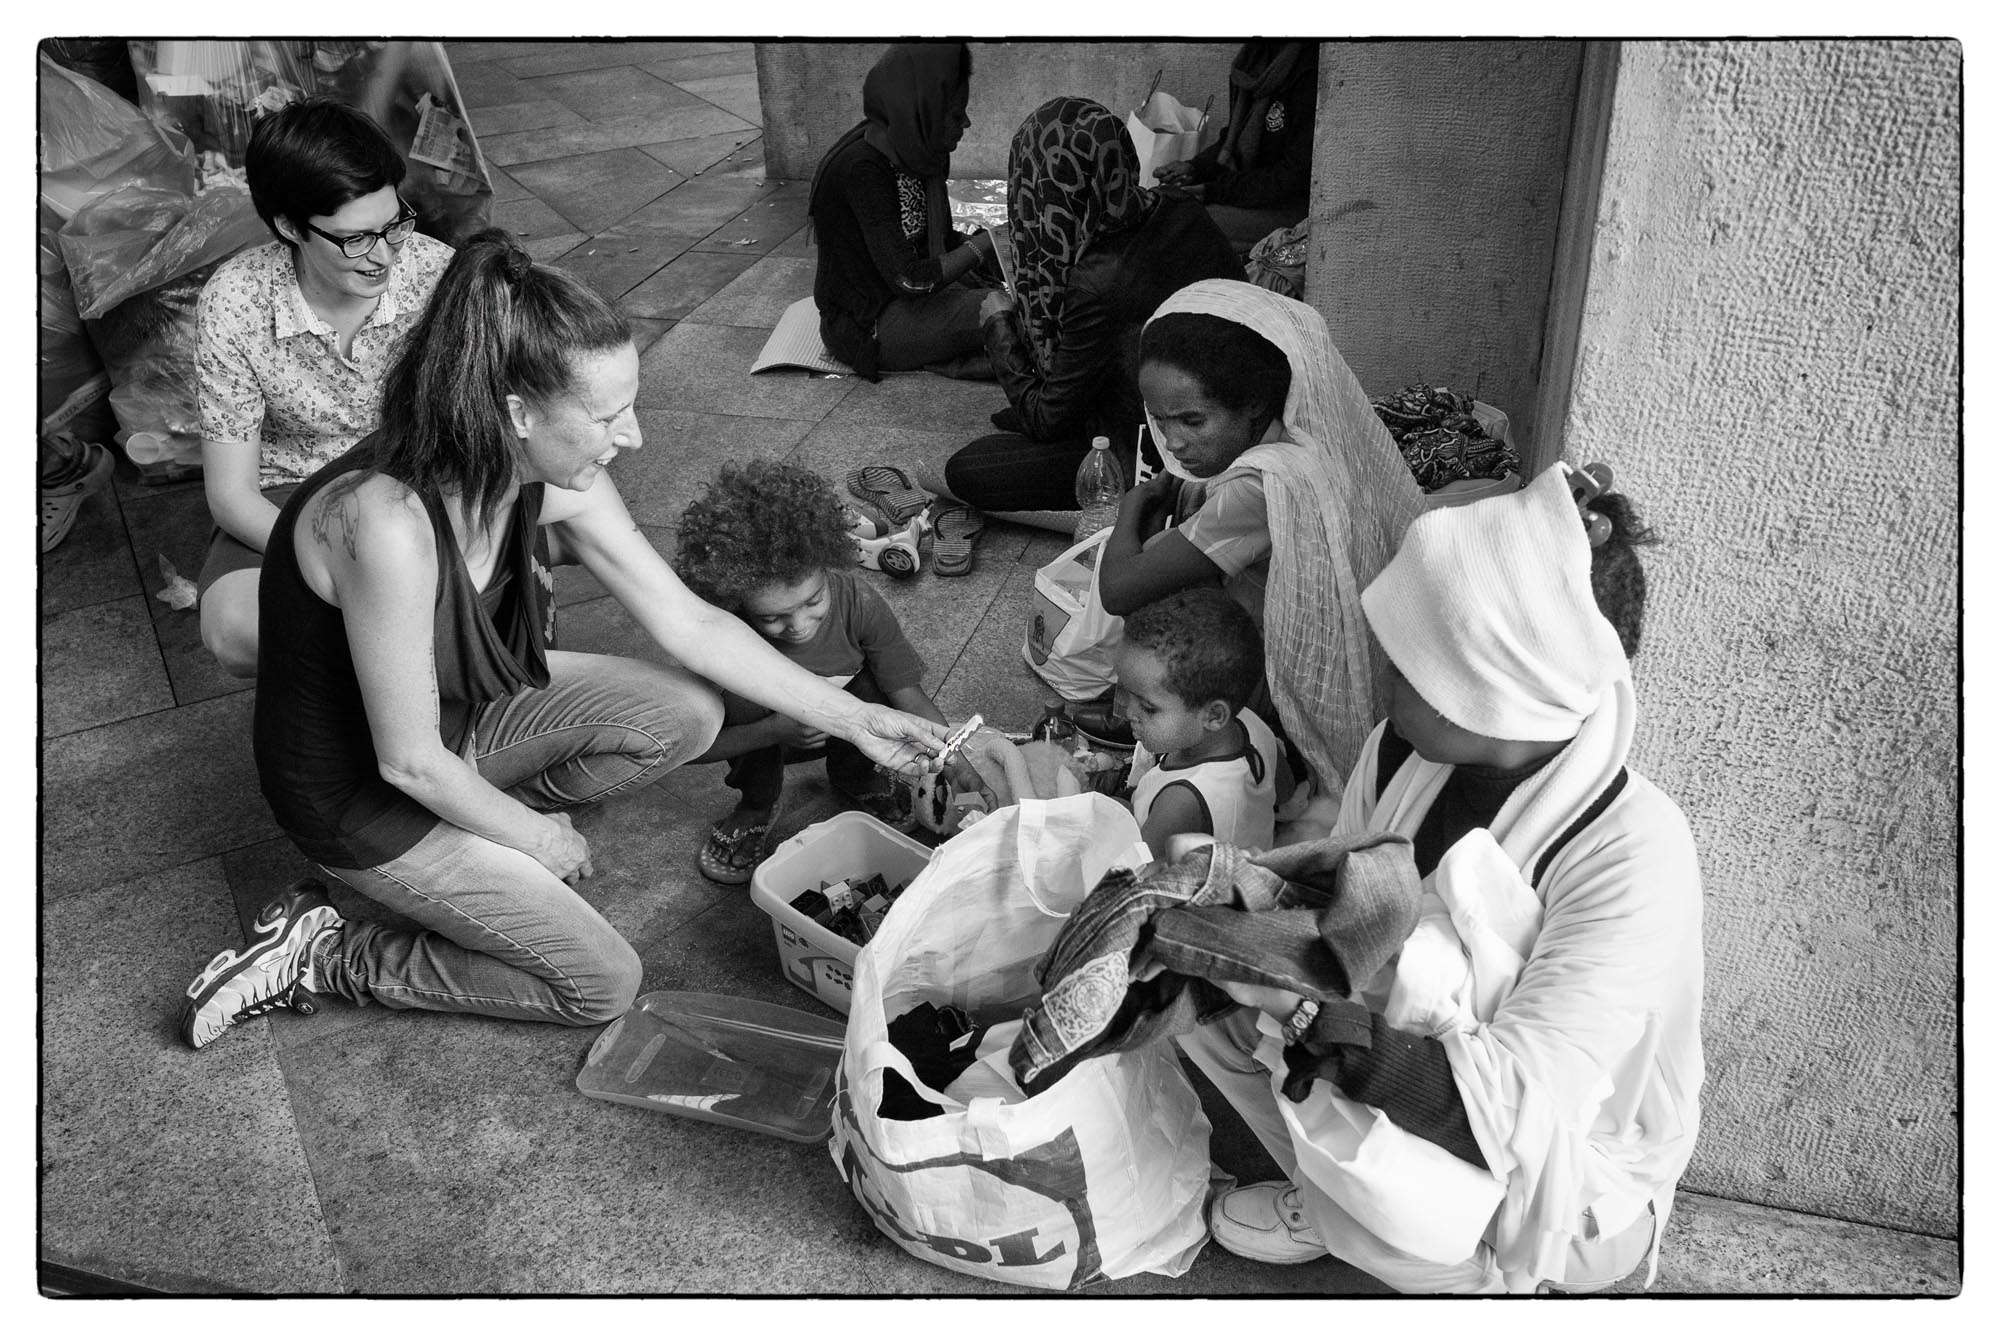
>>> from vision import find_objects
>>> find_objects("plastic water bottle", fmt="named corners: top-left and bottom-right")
top-left (1073, 435), bottom-right (1125, 544)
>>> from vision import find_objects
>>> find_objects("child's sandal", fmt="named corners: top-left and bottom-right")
top-left (697, 820), bottom-right (770, 886)
top-left (929, 503), bottom-right (985, 577)
top-left (845, 463), bottom-right (934, 524)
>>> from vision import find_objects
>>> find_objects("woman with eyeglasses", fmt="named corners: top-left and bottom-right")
top-left (195, 97), bottom-right (451, 677)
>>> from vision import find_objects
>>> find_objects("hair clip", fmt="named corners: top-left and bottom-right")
top-left (1568, 462), bottom-right (1614, 548)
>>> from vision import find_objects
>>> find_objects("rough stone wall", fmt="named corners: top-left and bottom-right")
top-left (756, 41), bottom-right (1240, 180)
top-left (1302, 42), bottom-right (1584, 449)
top-left (1564, 40), bottom-right (1961, 1235)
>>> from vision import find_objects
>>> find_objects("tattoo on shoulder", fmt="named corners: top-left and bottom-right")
top-left (309, 475), bottom-right (366, 560)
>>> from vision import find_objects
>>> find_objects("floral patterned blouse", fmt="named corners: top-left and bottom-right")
top-left (196, 234), bottom-right (452, 487)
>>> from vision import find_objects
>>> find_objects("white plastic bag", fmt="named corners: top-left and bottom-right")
top-left (1022, 527), bottom-right (1122, 702)
top-left (1125, 88), bottom-right (1220, 188)
top-left (829, 795), bottom-right (1213, 1290)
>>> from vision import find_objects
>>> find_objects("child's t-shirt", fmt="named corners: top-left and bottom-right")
top-left (1127, 708), bottom-right (1280, 850)
top-left (759, 566), bottom-right (925, 692)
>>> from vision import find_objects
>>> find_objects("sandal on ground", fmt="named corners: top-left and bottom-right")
top-left (697, 819), bottom-right (771, 886)
top-left (928, 503), bottom-right (985, 577)
top-left (845, 463), bottom-right (934, 524)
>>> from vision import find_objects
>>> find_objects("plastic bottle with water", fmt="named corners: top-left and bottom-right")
top-left (1073, 435), bottom-right (1126, 548)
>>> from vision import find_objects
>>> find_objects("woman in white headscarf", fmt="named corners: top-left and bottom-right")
top-left (1171, 462), bottom-right (1705, 1295)
top-left (1101, 279), bottom-right (1425, 804)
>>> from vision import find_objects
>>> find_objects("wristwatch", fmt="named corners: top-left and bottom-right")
top-left (1280, 997), bottom-right (1321, 1046)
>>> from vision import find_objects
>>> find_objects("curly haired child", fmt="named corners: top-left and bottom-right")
top-left (677, 458), bottom-right (955, 883)
top-left (1115, 586), bottom-right (1282, 851)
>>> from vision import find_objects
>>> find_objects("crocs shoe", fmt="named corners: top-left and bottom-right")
top-left (698, 819), bottom-right (770, 886)
top-left (845, 463), bottom-right (934, 524)
top-left (38, 438), bottom-right (114, 554)
top-left (1208, 1182), bottom-right (1330, 1265)
top-left (928, 503), bottom-right (985, 578)
top-left (180, 880), bottom-right (343, 1050)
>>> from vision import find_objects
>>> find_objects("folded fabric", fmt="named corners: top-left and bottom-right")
top-left (1009, 843), bottom-right (1262, 1094)
top-left (1147, 830), bottom-right (1422, 999)
top-left (1009, 833), bottom-right (1422, 1094)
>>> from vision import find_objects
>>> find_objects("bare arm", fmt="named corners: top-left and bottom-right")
top-left (1098, 475), bottom-right (1225, 616)
top-left (202, 436), bottom-right (282, 553)
top-left (314, 477), bottom-right (589, 880)
top-left (546, 478), bottom-right (948, 771)
top-left (1139, 781), bottom-right (1214, 853)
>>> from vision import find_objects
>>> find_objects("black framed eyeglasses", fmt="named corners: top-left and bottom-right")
top-left (302, 199), bottom-right (418, 258)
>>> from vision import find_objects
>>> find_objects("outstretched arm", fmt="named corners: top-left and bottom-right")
top-left (547, 477), bottom-right (948, 772)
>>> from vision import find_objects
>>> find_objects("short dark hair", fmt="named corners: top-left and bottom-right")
top-left (375, 229), bottom-right (632, 532)
top-left (1140, 310), bottom-right (1292, 437)
top-left (675, 460), bottom-right (859, 612)
top-left (1588, 491), bottom-right (1659, 660)
top-left (1121, 586), bottom-right (1265, 714)
top-left (246, 97), bottom-right (406, 244)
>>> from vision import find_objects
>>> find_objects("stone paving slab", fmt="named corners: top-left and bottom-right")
top-left (639, 322), bottom-right (860, 423)
top-left (41, 688), bottom-right (277, 901)
top-left (640, 49), bottom-right (759, 86)
top-left (676, 72), bottom-right (763, 126)
top-left (528, 64), bottom-right (713, 124)
top-left (495, 41), bottom-right (749, 79)
top-left (38, 595), bottom-right (175, 737)
top-left (619, 247), bottom-right (759, 323)
top-left (37, 473), bottom-right (138, 615)
top-left (681, 254), bottom-right (814, 328)
top-left (40, 859), bottom-right (345, 1294)
top-left (615, 407), bottom-right (814, 529)
top-left (463, 97), bottom-right (582, 140)
top-left (480, 104), bottom-right (756, 167)
top-left (687, 183), bottom-right (810, 257)
top-left (508, 146), bottom-right (685, 235)
top-left (636, 130), bottom-right (764, 180)
top-left (116, 479), bottom-right (256, 709)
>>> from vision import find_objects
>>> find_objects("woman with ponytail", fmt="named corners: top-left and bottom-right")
top-left (178, 230), bottom-right (948, 1050)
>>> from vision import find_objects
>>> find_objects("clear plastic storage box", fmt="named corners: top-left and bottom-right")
top-left (576, 991), bottom-right (846, 1142)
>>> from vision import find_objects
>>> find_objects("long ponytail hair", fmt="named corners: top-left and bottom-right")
top-left (376, 228), bottom-right (632, 530)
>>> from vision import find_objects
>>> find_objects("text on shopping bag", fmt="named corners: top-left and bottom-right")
top-left (834, 1087), bottom-right (1105, 1288)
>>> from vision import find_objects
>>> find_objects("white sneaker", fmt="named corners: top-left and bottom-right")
top-left (1209, 1181), bottom-right (1329, 1264)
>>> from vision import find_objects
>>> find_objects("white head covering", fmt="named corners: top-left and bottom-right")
top-left (1362, 462), bottom-right (1629, 742)
top-left (1143, 280), bottom-right (1426, 799)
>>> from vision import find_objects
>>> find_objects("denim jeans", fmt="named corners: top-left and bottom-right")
top-left (716, 666), bottom-right (886, 811)
top-left (313, 651), bottom-right (724, 1026)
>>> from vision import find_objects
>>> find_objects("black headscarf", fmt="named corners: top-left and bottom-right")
top-left (809, 42), bottom-right (970, 259)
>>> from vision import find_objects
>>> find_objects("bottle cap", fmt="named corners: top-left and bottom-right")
top-left (1091, 436), bottom-right (1110, 450)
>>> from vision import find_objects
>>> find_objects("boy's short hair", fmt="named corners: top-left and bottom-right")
top-left (1121, 586), bottom-right (1265, 714)
top-left (674, 458), bottom-right (857, 610)
top-left (246, 97), bottom-right (407, 244)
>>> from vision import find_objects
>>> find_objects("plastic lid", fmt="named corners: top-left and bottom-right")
top-left (577, 991), bottom-right (846, 1142)
top-left (1091, 435), bottom-right (1110, 449)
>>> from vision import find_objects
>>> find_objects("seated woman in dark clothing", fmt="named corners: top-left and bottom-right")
top-left (926, 97), bottom-right (1242, 524)
top-left (807, 42), bottom-right (1002, 380)
top-left (1155, 41), bottom-right (1318, 255)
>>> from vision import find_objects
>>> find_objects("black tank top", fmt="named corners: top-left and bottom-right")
top-left (253, 438), bottom-right (557, 868)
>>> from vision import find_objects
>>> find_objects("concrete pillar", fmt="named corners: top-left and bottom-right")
top-left (1565, 40), bottom-right (1960, 1235)
top-left (1303, 41), bottom-right (1584, 450)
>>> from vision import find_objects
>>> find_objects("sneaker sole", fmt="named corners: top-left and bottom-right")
top-left (178, 901), bottom-right (339, 1049)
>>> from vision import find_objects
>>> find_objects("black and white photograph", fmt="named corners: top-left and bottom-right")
top-left (27, 10), bottom-right (1969, 1306)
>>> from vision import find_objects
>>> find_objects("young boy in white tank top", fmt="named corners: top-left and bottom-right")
top-left (1114, 587), bottom-right (1278, 852)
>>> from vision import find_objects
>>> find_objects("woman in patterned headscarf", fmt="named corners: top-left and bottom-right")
top-left (1101, 279), bottom-right (1427, 804)
top-left (807, 42), bottom-right (1002, 381)
top-left (926, 97), bottom-right (1240, 524)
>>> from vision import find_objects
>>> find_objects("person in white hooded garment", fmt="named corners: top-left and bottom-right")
top-left (1172, 461), bottom-right (1704, 1294)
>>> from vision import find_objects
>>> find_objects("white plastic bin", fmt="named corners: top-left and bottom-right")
top-left (748, 811), bottom-right (934, 1014)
